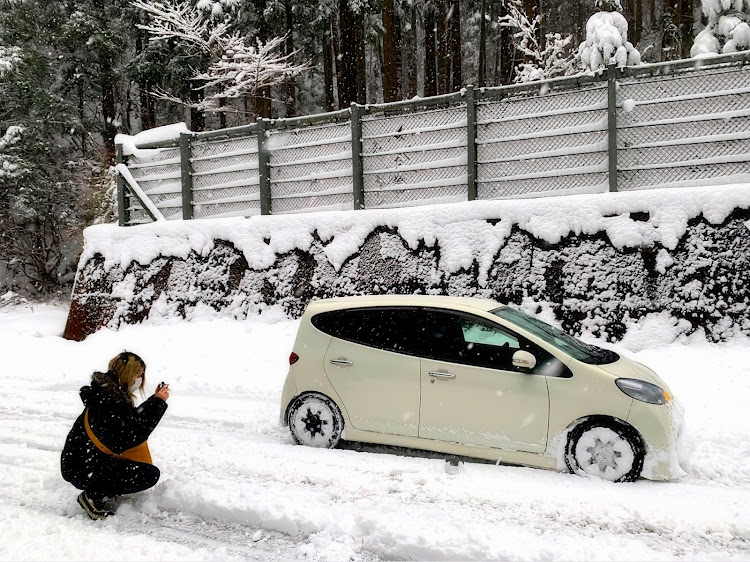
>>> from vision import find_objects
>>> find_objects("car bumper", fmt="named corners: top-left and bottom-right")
top-left (627, 397), bottom-right (686, 480)
top-left (279, 368), bottom-right (298, 426)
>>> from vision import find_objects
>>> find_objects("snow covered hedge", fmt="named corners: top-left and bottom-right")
top-left (64, 185), bottom-right (750, 343)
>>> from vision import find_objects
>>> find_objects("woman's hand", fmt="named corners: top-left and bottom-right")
top-left (155, 382), bottom-right (170, 402)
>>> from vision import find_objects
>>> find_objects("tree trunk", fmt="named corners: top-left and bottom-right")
top-left (323, 20), bottom-right (336, 111)
top-left (219, 98), bottom-right (227, 129)
top-left (285, 0), bottom-right (297, 117)
top-left (407, 3), bottom-right (418, 98)
top-left (382, 0), bottom-right (399, 102)
top-left (424, 2), bottom-right (437, 97)
top-left (333, 14), bottom-right (343, 108)
top-left (355, 10), bottom-right (367, 103)
top-left (135, 20), bottom-right (155, 130)
top-left (497, 1), bottom-right (514, 85)
top-left (437, 0), bottom-right (450, 94)
top-left (633, 0), bottom-right (643, 46)
top-left (449, 0), bottom-right (461, 91)
top-left (395, 5), bottom-right (403, 99)
top-left (101, 82), bottom-right (117, 157)
top-left (675, 0), bottom-right (695, 59)
top-left (190, 82), bottom-right (205, 132)
top-left (478, 0), bottom-right (486, 87)
top-left (253, 0), bottom-right (272, 118)
top-left (339, 0), bottom-right (357, 107)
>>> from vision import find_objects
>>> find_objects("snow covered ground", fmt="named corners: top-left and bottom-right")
top-left (1, 302), bottom-right (749, 561)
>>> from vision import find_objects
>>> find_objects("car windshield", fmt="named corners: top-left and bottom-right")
top-left (490, 307), bottom-right (619, 365)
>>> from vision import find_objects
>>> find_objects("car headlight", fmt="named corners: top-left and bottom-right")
top-left (615, 378), bottom-right (669, 405)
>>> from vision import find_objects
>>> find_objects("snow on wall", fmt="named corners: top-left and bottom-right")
top-left (65, 184), bottom-right (750, 342)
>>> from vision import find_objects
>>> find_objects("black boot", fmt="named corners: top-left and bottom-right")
top-left (77, 491), bottom-right (115, 520)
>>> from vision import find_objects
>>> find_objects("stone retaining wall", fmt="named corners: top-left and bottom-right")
top-left (63, 208), bottom-right (750, 343)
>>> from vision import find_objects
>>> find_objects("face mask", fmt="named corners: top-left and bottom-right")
top-left (129, 376), bottom-right (142, 392)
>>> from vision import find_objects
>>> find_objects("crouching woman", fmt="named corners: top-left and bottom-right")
top-left (61, 351), bottom-right (170, 520)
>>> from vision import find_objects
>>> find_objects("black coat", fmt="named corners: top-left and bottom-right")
top-left (61, 371), bottom-right (168, 488)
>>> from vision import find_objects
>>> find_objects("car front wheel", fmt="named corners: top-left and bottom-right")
top-left (565, 418), bottom-right (645, 482)
top-left (288, 393), bottom-right (344, 449)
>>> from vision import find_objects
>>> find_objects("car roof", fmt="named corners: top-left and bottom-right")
top-left (303, 295), bottom-right (505, 315)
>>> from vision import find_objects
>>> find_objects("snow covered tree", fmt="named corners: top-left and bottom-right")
top-left (133, 0), bottom-right (307, 119)
top-left (691, 0), bottom-right (750, 57)
top-left (576, 0), bottom-right (642, 71)
top-left (0, 1), bottom-right (110, 294)
top-left (55, 0), bottom-right (135, 155)
top-left (498, 0), bottom-right (577, 82)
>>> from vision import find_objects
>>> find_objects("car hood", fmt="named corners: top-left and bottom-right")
top-left (598, 355), bottom-right (670, 392)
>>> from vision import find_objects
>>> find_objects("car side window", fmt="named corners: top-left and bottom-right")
top-left (408, 310), bottom-right (457, 362)
top-left (422, 310), bottom-right (567, 375)
top-left (454, 316), bottom-right (521, 371)
top-left (459, 318), bottom-right (520, 349)
top-left (312, 308), bottom-right (421, 355)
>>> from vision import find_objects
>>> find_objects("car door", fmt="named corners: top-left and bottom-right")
top-left (418, 309), bottom-right (550, 453)
top-left (318, 307), bottom-right (421, 437)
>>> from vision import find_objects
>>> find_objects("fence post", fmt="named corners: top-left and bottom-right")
top-left (465, 86), bottom-right (478, 201)
top-left (258, 118), bottom-right (272, 215)
top-left (607, 63), bottom-right (619, 193)
top-left (115, 144), bottom-right (127, 226)
top-left (180, 132), bottom-right (193, 219)
top-left (350, 103), bottom-right (365, 210)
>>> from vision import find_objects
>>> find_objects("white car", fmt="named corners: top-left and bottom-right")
top-left (280, 295), bottom-right (684, 482)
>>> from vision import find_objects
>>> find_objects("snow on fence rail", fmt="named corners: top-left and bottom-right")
top-left (116, 52), bottom-right (750, 225)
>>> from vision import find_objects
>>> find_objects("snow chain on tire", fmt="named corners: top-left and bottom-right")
top-left (565, 417), bottom-right (645, 483)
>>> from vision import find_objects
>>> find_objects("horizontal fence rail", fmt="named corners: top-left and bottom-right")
top-left (116, 52), bottom-right (750, 225)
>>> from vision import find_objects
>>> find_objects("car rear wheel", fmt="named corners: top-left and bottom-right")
top-left (288, 393), bottom-right (343, 448)
top-left (565, 418), bottom-right (645, 482)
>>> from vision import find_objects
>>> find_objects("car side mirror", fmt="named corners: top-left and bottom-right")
top-left (512, 350), bottom-right (537, 372)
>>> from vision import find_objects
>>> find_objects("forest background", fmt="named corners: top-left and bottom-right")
top-left (0, 0), bottom-right (710, 296)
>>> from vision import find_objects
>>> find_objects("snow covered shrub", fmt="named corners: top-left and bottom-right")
top-left (691, 0), bottom-right (750, 56)
top-left (577, 5), bottom-right (642, 71)
top-left (499, 0), bottom-right (577, 82)
top-left (0, 45), bottom-right (21, 77)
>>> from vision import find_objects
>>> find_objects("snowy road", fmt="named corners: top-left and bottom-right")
top-left (1, 304), bottom-right (749, 560)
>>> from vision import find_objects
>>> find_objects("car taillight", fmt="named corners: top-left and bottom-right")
top-left (289, 352), bottom-right (299, 365)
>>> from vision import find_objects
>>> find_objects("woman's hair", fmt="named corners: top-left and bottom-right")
top-left (108, 351), bottom-right (147, 403)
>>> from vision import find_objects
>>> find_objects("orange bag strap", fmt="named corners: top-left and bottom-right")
top-left (84, 408), bottom-right (118, 458)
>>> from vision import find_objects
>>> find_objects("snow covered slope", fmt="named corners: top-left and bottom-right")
top-left (66, 184), bottom-right (750, 342)
top-left (2, 304), bottom-right (749, 560)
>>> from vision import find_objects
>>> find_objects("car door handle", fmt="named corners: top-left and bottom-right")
top-left (428, 371), bottom-right (456, 379)
top-left (329, 359), bottom-right (353, 366)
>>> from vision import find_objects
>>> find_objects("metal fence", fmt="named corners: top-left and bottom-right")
top-left (117, 52), bottom-right (750, 225)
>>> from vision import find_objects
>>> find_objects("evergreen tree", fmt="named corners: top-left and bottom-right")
top-left (0, 4), bottom-right (84, 293)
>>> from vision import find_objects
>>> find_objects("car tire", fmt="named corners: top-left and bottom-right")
top-left (288, 393), bottom-right (344, 449)
top-left (565, 418), bottom-right (645, 482)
